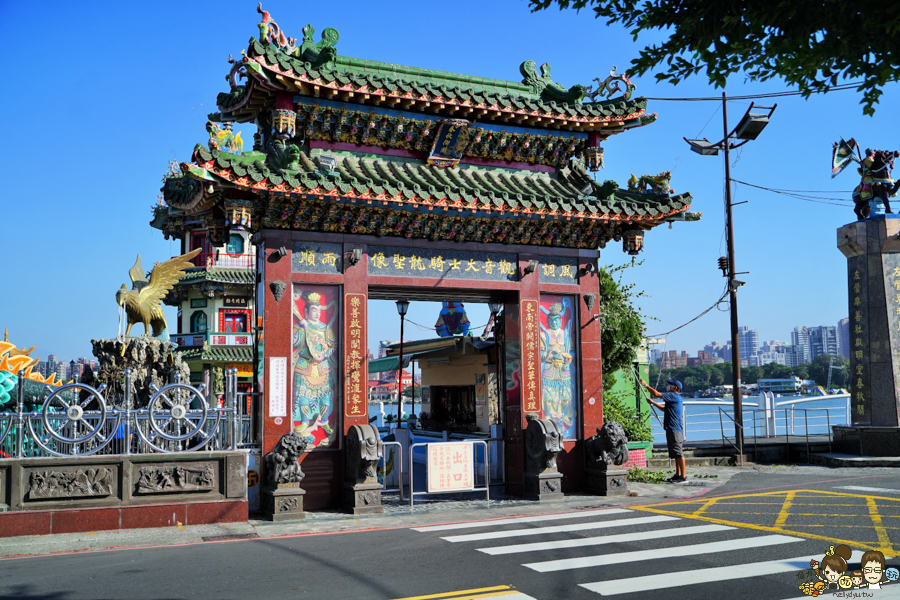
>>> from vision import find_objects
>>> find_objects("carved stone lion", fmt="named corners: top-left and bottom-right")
top-left (265, 431), bottom-right (309, 487)
top-left (586, 421), bottom-right (630, 467)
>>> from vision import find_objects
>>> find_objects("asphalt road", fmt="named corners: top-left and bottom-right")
top-left (4, 467), bottom-right (900, 600)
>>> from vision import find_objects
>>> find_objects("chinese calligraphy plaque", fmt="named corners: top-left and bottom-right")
top-left (538, 257), bottom-right (579, 285)
top-left (367, 246), bottom-right (517, 282)
top-left (291, 242), bottom-right (343, 274)
top-left (427, 120), bottom-right (471, 168)
top-left (344, 293), bottom-right (368, 420)
top-left (848, 255), bottom-right (870, 425)
top-left (521, 300), bottom-right (543, 425)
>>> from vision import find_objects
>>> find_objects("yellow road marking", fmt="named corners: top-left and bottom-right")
top-left (693, 498), bottom-right (718, 516)
top-left (634, 489), bottom-right (900, 554)
top-left (775, 491), bottom-right (797, 527)
top-left (867, 497), bottom-right (893, 553)
top-left (633, 503), bottom-right (885, 552)
top-left (392, 586), bottom-right (514, 600)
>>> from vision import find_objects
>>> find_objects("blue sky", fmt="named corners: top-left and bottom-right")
top-left (2, 1), bottom-right (897, 362)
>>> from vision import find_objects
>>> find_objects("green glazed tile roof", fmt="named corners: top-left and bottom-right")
top-left (179, 346), bottom-right (254, 363)
top-left (182, 144), bottom-right (690, 224)
top-left (218, 37), bottom-right (653, 133)
top-left (177, 268), bottom-right (255, 286)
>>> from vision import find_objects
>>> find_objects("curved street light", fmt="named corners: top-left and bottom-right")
top-left (684, 94), bottom-right (777, 463)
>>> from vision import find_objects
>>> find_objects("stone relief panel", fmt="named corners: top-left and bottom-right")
top-left (134, 463), bottom-right (216, 494)
top-left (26, 467), bottom-right (115, 500)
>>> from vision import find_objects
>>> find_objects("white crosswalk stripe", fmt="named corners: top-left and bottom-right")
top-left (412, 508), bottom-right (633, 532)
top-left (478, 524), bottom-right (734, 555)
top-left (440, 515), bottom-right (679, 543)
top-left (836, 485), bottom-right (900, 495)
top-left (411, 507), bottom-right (836, 598)
top-left (580, 550), bottom-right (866, 595)
top-left (524, 534), bottom-right (803, 572)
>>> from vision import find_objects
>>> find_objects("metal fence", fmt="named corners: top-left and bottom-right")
top-left (0, 368), bottom-right (248, 458)
top-left (649, 394), bottom-right (851, 460)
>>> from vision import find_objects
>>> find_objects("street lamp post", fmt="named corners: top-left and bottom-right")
top-left (395, 299), bottom-right (410, 427)
top-left (685, 93), bottom-right (777, 463)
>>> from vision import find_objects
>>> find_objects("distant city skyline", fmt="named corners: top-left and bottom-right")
top-left (651, 318), bottom-right (849, 368)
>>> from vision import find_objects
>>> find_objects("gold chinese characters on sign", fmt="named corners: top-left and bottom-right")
top-left (367, 246), bottom-right (517, 282)
top-left (344, 293), bottom-right (367, 419)
top-left (852, 267), bottom-right (866, 419)
top-left (521, 300), bottom-right (542, 417)
top-left (291, 242), bottom-right (343, 274)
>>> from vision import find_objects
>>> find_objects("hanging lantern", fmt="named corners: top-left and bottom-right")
top-left (623, 229), bottom-right (644, 256)
top-left (584, 146), bottom-right (604, 172)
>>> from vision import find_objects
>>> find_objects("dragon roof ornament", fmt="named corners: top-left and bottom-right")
top-left (585, 67), bottom-right (636, 102)
top-left (520, 61), bottom-right (586, 105)
top-left (256, 3), bottom-right (339, 67)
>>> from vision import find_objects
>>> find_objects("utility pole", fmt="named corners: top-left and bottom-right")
top-left (722, 91), bottom-right (744, 458)
top-left (685, 95), bottom-right (776, 465)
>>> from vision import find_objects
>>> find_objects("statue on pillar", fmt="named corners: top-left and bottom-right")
top-left (832, 138), bottom-right (900, 220)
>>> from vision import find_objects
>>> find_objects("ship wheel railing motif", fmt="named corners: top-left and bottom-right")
top-left (0, 369), bottom-right (242, 458)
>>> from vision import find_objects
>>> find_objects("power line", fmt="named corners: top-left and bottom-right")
top-left (645, 286), bottom-right (729, 338)
top-left (732, 179), bottom-right (853, 206)
top-left (644, 80), bottom-right (877, 102)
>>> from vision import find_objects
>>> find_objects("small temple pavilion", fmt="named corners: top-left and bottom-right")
top-left (154, 5), bottom-right (696, 510)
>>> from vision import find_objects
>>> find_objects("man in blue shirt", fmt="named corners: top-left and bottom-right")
top-left (642, 378), bottom-right (686, 483)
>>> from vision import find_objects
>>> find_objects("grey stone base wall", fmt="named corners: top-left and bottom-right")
top-left (0, 451), bottom-right (246, 512)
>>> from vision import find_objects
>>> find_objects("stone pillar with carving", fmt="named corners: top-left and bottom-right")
top-left (262, 432), bottom-right (308, 521)
top-left (343, 424), bottom-right (384, 514)
top-left (835, 216), bottom-right (900, 455)
top-left (523, 415), bottom-right (564, 501)
top-left (583, 421), bottom-right (630, 496)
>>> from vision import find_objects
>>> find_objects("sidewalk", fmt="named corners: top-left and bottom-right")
top-left (0, 464), bottom-right (739, 559)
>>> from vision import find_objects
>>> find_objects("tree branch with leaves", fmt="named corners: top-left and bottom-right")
top-left (529, 0), bottom-right (900, 115)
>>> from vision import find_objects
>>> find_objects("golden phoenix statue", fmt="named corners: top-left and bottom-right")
top-left (116, 249), bottom-right (201, 338)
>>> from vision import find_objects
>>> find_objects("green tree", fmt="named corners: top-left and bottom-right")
top-left (529, 0), bottom-right (899, 114)
top-left (598, 264), bottom-right (648, 388)
top-left (806, 354), bottom-right (850, 388)
top-left (402, 383), bottom-right (421, 401)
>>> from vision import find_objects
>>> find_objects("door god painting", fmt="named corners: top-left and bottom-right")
top-left (292, 286), bottom-right (340, 448)
top-left (539, 295), bottom-right (577, 439)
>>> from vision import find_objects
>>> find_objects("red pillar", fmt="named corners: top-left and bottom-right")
top-left (261, 232), bottom-right (294, 457)
top-left (579, 253), bottom-right (603, 438)
top-left (342, 242), bottom-right (369, 432)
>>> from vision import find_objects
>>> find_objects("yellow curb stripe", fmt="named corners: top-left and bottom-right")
top-left (392, 586), bottom-right (512, 600)
top-left (631, 504), bottom-right (886, 553)
top-left (866, 497), bottom-right (894, 553)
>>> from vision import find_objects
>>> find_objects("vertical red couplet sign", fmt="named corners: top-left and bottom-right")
top-left (344, 293), bottom-right (367, 419)
top-left (521, 299), bottom-right (542, 426)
